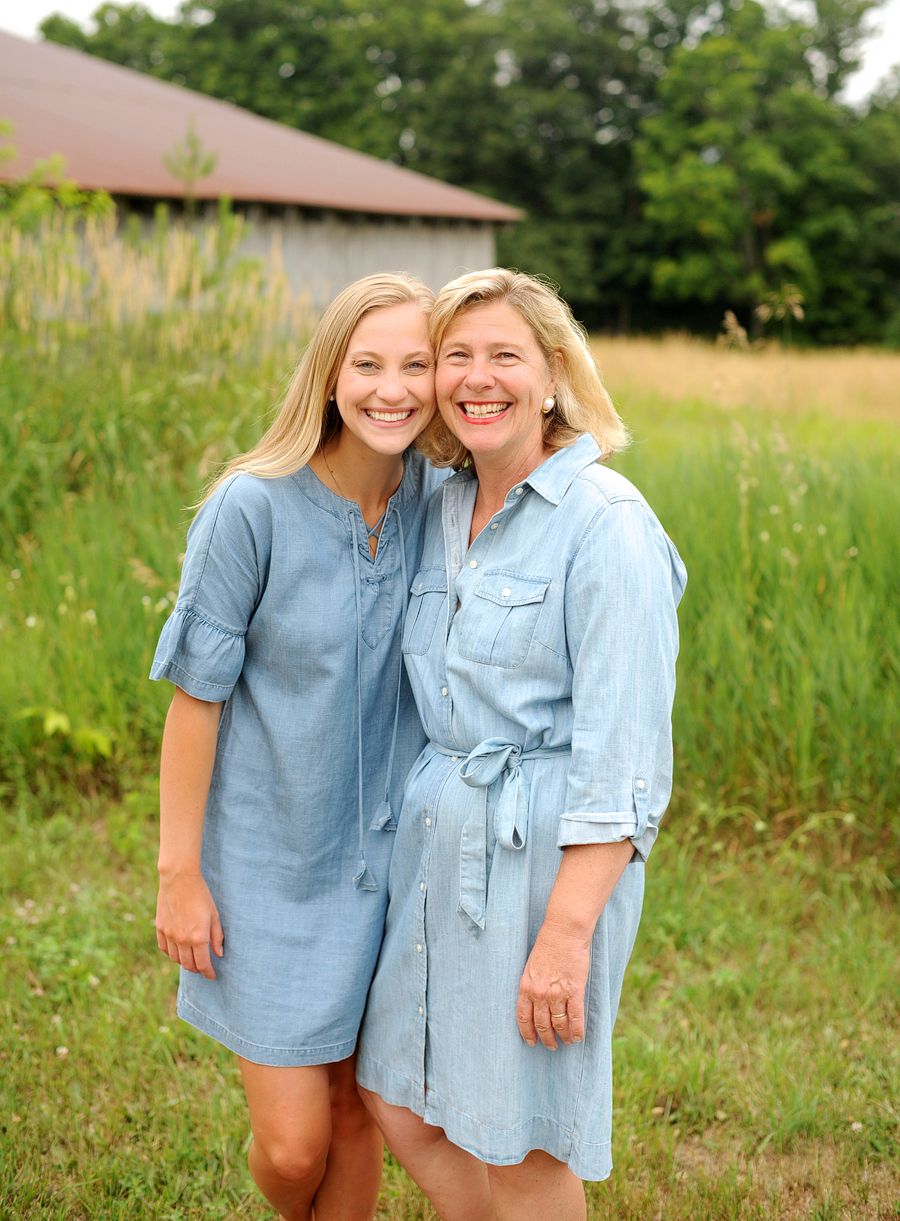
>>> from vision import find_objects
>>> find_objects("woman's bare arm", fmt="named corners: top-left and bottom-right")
top-left (516, 839), bottom-right (635, 1049)
top-left (156, 686), bottom-right (224, 980)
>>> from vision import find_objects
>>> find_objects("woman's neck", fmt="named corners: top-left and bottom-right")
top-left (310, 431), bottom-right (404, 530)
top-left (469, 443), bottom-right (553, 542)
top-left (473, 446), bottom-right (552, 515)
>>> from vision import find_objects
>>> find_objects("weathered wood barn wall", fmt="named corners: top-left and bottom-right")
top-left (0, 31), bottom-right (519, 306)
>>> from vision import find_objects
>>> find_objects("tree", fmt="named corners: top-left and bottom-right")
top-left (162, 117), bottom-right (218, 213)
top-left (633, 0), bottom-right (898, 336)
top-left (40, 0), bottom-right (900, 341)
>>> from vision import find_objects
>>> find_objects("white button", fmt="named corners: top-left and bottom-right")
top-left (469, 560), bottom-right (478, 569)
top-left (418, 1006), bottom-right (423, 1015)
top-left (502, 587), bottom-right (511, 598)
top-left (420, 882), bottom-right (424, 891)
top-left (451, 756), bottom-right (458, 762)
top-left (515, 487), bottom-right (523, 495)
top-left (636, 779), bottom-right (645, 790)
top-left (425, 818), bottom-right (431, 827)
top-left (441, 687), bottom-right (448, 696)
top-left (416, 944), bottom-right (422, 953)
top-left (490, 523), bottom-right (499, 530)
top-left (418, 582), bottom-right (423, 589)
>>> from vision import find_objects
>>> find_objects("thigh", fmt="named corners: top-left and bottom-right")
top-left (239, 1058), bottom-right (333, 1160)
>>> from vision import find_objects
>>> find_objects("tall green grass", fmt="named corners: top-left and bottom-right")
top-left (612, 406), bottom-right (900, 838)
top-left (0, 209), bottom-right (897, 847)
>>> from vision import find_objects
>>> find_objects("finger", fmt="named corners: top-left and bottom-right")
top-left (191, 938), bottom-right (217, 981)
top-left (550, 1007), bottom-right (575, 1046)
top-left (567, 994), bottom-right (586, 1043)
top-left (158, 931), bottom-right (179, 964)
top-left (532, 1006), bottom-right (559, 1051)
top-left (516, 995), bottom-right (538, 1047)
top-left (210, 912), bottom-right (224, 958)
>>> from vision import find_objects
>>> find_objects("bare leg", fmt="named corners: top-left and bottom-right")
top-left (360, 1088), bottom-right (495, 1221)
top-left (487, 1149), bottom-right (585, 1221)
top-left (313, 1056), bottom-right (383, 1221)
top-left (240, 1054), bottom-right (382, 1221)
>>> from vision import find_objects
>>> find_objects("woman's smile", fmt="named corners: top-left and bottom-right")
top-left (457, 401), bottom-right (511, 422)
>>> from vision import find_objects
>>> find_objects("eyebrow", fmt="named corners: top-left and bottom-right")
top-left (440, 340), bottom-right (526, 353)
top-left (348, 348), bottom-right (433, 360)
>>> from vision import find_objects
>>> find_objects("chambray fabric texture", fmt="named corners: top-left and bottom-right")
top-left (150, 449), bottom-right (443, 1066)
top-left (357, 433), bottom-right (687, 1180)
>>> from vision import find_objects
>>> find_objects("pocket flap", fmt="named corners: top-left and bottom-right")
top-left (474, 572), bottom-right (550, 607)
top-left (409, 569), bottom-right (448, 597)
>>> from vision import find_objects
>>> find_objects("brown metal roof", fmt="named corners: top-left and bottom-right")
top-left (0, 30), bottom-right (522, 222)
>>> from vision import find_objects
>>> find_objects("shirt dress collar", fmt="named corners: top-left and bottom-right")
top-left (443, 432), bottom-right (602, 508)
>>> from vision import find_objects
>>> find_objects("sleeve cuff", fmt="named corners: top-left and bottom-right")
top-left (557, 812), bottom-right (638, 849)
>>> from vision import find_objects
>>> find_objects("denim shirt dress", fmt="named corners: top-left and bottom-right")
top-left (150, 449), bottom-right (443, 1066)
top-left (357, 433), bottom-right (687, 1179)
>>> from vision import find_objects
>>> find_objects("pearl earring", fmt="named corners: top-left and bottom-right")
top-left (542, 396), bottom-right (555, 414)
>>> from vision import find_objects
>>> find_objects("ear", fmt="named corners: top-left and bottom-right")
top-left (547, 350), bottom-right (563, 394)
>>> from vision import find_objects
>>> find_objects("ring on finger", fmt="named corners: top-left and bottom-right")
top-left (551, 1011), bottom-right (567, 1019)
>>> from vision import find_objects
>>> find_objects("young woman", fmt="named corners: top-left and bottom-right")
top-left (151, 273), bottom-right (443, 1221)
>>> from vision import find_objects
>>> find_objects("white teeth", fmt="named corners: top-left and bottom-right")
top-left (366, 410), bottom-right (413, 422)
top-left (461, 403), bottom-right (509, 419)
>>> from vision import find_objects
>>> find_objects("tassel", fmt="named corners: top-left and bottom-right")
top-left (353, 858), bottom-right (378, 892)
top-left (370, 799), bottom-right (394, 831)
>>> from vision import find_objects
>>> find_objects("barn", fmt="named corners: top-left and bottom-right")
top-left (0, 29), bottom-right (521, 304)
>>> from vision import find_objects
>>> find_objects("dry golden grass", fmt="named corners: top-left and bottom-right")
top-left (591, 334), bottom-right (900, 425)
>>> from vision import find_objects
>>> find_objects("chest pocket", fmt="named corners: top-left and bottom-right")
top-left (403, 570), bottom-right (448, 656)
top-left (456, 571), bottom-right (550, 668)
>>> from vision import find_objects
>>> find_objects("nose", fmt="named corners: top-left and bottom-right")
top-left (375, 368), bottom-right (409, 406)
top-left (464, 355), bottom-right (495, 391)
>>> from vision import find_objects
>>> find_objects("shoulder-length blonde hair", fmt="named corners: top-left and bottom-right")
top-left (419, 268), bottom-right (628, 469)
top-left (203, 272), bottom-right (435, 500)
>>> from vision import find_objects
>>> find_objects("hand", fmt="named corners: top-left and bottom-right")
top-left (155, 871), bottom-right (224, 980)
top-left (516, 922), bottom-right (591, 1050)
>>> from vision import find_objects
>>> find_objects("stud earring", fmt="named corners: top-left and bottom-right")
top-left (542, 396), bottom-right (555, 414)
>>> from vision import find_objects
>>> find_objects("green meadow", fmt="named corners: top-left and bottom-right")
top-left (1, 216), bottom-right (898, 1218)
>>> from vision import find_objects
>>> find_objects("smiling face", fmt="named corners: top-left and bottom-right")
top-left (333, 303), bottom-right (435, 459)
top-left (435, 300), bottom-right (557, 475)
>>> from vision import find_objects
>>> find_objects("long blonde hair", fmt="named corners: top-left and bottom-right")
top-left (419, 268), bottom-right (629, 469)
top-left (204, 272), bottom-right (435, 500)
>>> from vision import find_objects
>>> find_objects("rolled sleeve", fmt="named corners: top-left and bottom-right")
top-left (149, 475), bottom-right (269, 703)
top-left (557, 812), bottom-right (637, 848)
top-left (562, 497), bottom-right (685, 862)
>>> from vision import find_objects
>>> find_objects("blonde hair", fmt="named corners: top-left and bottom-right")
top-left (419, 268), bottom-right (628, 469)
top-left (204, 272), bottom-right (435, 500)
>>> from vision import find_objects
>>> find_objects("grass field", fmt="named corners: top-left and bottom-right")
top-left (1, 215), bottom-right (899, 1218)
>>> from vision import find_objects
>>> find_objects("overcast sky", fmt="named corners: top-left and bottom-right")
top-left (1, 0), bottom-right (898, 104)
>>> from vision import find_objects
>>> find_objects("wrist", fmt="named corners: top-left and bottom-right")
top-left (538, 914), bottom-right (596, 950)
top-left (158, 859), bottom-right (203, 883)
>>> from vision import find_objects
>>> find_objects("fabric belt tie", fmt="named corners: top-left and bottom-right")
top-left (432, 738), bottom-right (570, 931)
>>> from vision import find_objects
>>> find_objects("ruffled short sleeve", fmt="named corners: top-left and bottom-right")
top-left (150, 606), bottom-right (246, 701)
top-left (149, 475), bottom-right (271, 703)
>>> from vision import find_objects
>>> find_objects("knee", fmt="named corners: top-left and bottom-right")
top-left (252, 1132), bottom-right (329, 1185)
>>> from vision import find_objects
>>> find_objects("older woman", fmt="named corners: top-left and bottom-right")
top-left (357, 269), bottom-right (686, 1220)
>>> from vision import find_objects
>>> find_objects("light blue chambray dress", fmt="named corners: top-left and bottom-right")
top-left (357, 433), bottom-right (687, 1180)
top-left (150, 449), bottom-right (443, 1066)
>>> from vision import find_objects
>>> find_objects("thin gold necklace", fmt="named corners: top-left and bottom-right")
top-left (323, 450), bottom-right (349, 500)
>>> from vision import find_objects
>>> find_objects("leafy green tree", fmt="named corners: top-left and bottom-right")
top-left (40, 0), bottom-right (900, 340)
top-left (634, 0), bottom-right (900, 338)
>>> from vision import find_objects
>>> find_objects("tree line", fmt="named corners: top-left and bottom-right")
top-left (43, 0), bottom-right (900, 343)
